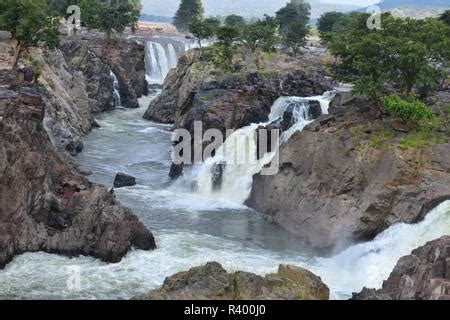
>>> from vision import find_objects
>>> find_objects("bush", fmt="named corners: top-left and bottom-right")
top-left (382, 95), bottom-right (434, 125)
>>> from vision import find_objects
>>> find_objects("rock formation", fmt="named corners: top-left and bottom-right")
top-left (246, 99), bottom-right (450, 251)
top-left (353, 236), bottom-right (450, 300)
top-left (135, 262), bottom-right (329, 300)
top-left (0, 86), bottom-right (156, 269)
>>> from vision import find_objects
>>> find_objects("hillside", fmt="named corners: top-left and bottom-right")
top-left (141, 0), bottom-right (361, 19)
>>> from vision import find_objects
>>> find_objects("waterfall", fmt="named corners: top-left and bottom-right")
top-left (186, 92), bottom-right (334, 204)
top-left (145, 41), bottom-right (182, 85)
top-left (110, 70), bottom-right (121, 107)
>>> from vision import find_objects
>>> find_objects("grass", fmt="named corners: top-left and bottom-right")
top-left (398, 116), bottom-right (448, 150)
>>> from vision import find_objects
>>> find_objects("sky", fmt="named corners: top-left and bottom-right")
top-left (321, 0), bottom-right (379, 5)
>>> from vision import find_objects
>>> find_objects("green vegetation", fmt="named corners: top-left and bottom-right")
top-left (440, 10), bottom-right (450, 26)
top-left (0, 0), bottom-right (60, 69)
top-left (276, 0), bottom-right (311, 56)
top-left (382, 95), bottom-right (434, 125)
top-left (317, 11), bottom-right (344, 44)
top-left (320, 12), bottom-right (450, 102)
top-left (173, 0), bottom-right (204, 32)
top-left (189, 19), bottom-right (214, 48)
top-left (29, 58), bottom-right (42, 83)
top-left (224, 15), bottom-right (246, 28)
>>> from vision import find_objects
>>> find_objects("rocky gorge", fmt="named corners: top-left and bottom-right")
top-left (0, 26), bottom-right (449, 301)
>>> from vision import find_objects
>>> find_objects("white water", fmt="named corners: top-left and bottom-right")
top-left (145, 41), bottom-right (181, 85)
top-left (110, 70), bottom-right (121, 107)
top-left (0, 92), bottom-right (448, 299)
top-left (187, 93), bottom-right (332, 204)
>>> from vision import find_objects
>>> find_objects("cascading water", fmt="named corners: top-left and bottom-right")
top-left (110, 70), bottom-right (121, 107)
top-left (188, 93), bottom-right (333, 204)
top-left (145, 41), bottom-right (182, 85)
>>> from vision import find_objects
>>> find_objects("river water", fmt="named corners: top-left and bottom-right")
top-left (0, 92), bottom-right (449, 300)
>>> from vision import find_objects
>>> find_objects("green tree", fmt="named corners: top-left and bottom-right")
top-left (189, 18), bottom-right (214, 48)
top-left (204, 25), bottom-right (240, 71)
top-left (0, 0), bottom-right (60, 69)
top-left (204, 17), bottom-right (222, 30)
top-left (276, 0), bottom-right (310, 33)
top-left (173, 0), bottom-right (204, 32)
top-left (78, 0), bottom-right (141, 38)
top-left (284, 20), bottom-right (309, 56)
top-left (439, 10), bottom-right (450, 26)
top-left (224, 14), bottom-right (246, 28)
top-left (317, 11), bottom-right (343, 43)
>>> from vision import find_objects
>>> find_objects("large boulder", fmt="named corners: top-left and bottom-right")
top-left (353, 236), bottom-right (450, 300)
top-left (114, 173), bottom-right (136, 188)
top-left (134, 262), bottom-right (329, 300)
top-left (246, 106), bottom-right (450, 251)
top-left (0, 87), bottom-right (155, 269)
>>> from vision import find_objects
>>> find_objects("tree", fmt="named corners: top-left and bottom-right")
top-left (78, 0), bottom-right (141, 38)
top-left (276, 0), bottom-right (311, 53)
top-left (328, 13), bottom-right (450, 101)
top-left (204, 17), bottom-right (222, 30)
top-left (189, 19), bottom-right (214, 48)
top-left (439, 10), bottom-right (450, 26)
top-left (224, 15), bottom-right (246, 28)
top-left (173, 0), bottom-right (204, 32)
top-left (276, 0), bottom-right (310, 33)
top-left (284, 20), bottom-right (309, 56)
top-left (317, 11), bottom-right (344, 43)
top-left (0, 0), bottom-right (60, 69)
top-left (204, 25), bottom-right (240, 71)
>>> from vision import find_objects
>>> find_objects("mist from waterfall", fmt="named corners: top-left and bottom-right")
top-left (184, 93), bottom-right (334, 204)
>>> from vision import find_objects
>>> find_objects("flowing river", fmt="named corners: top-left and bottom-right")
top-left (0, 89), bottom-right (449, 300)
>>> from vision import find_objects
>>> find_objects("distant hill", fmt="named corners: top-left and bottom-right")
top-left (374, 0), bottom-right (449, 9)
top-left (363, 0), bottom-right (449, 18)
top-left (141, 0), bottom-right (361, 19)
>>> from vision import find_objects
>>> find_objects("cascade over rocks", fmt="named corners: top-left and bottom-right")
top-left (246, 100), bottom-right (450, 251)
top-left (0, 87), bottom-right (156, 269)
top-left (134, 262), bottom-right (329, 300)
top-left (353, 236), bottom-right (450, 300)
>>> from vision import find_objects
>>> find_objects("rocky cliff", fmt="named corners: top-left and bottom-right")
top-left (135, 262), bottom-right (329, 300)
top-left (0, 87), bottom-right (156, 269)
top-left (246, 98), bottom-right (450, 251)
top-left (28, 37), bottom-right (146, 156)
top-left (353, 236), bottom-right (450, 300)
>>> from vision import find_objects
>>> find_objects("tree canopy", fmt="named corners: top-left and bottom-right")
top-left (0, 0), bottom-right (60, 68)
top-left (173, 0), bottom-right (204, 32)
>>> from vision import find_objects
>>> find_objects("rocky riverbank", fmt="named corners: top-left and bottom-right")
top-left (135, 262), bottom-right (329, 300)
top-left (0, 86), bottom-right (155, 269)
top-left (354, 236), bottom-right (450, 300)
top-left (246, 94), bottom-right (450, 251)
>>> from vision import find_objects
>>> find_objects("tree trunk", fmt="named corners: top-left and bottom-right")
top-left (12, 42), bottom-right (22, 70)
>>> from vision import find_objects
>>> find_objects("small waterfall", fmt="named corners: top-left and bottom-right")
top-left (187, 92), bottom-right (334, 204)
top-left (110, 70), bottom-right (121, 107)
top-left (145, 41), bottom-right (181, 85)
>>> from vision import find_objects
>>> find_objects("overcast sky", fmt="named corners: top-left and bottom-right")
top-left (322, 0), bottom-right (379, 5)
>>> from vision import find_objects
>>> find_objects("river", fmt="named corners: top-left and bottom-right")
top-left (0, 91), bottom-right (449, 300)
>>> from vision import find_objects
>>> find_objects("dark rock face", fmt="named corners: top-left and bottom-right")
top-left (0, 87), bottom-right (156, 269)
top-left (134, 262), bottom-right (329, 300)
top-left (246, 106), bottom-right (450, 251)
top-left (353, 236), bottom-right (450, 300)
top-left (114, 173), bottom-right (137, 188)
top-left (308, 100), bottom-right (322, 119)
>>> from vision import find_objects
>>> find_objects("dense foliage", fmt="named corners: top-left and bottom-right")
top-left (316, 11), bottom-right (343, 43)
top-left (276, 0), bottom-right (311, 55)
top-left (321, 12), bottom-right (450, 101)
top-left (382, 95), bottom-right (434, 124)
top-left (173, 0), bottom-right (204, 32)
top-left (0, 0), bottom-right (60, 68)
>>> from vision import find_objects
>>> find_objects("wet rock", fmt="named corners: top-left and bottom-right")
top-left (211, 162), bottom-right (226, 191)
top-left (65, 137), bottom-right (84, 156)
top-left (353, 236), bottom-right (450, 300)
top-left (308, 100), bottom-right (322, 119)
top-left (0, 87), bottom-right (155, 269)
top-left (169, 163), bottom-right (184, 180)
top-left (114, 173), bottom-right (136, 188)
top-left (134, 262), bottom-right (329, 300)
top-left (246, 109), bottom-right (450, 251)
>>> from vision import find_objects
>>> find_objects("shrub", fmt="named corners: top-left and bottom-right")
top-left (382, 95), bottom-right (434, 125)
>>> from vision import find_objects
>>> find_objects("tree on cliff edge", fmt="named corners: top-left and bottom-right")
top-left (0, 0), bottom-right (60, 70)
top-left (174, 0), bottom-right (204, 32)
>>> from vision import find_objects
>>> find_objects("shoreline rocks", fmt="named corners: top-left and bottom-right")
top-left (0, 87), bottom-right (156, 269)
top-left (135, 262), bottom-right (329, 300)
top-left (114, 173), bottom-right (137, 188)
top-left (246, 101), bottom-right (450, 252)
top-left (353, 236), bottom-right (450, 300)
